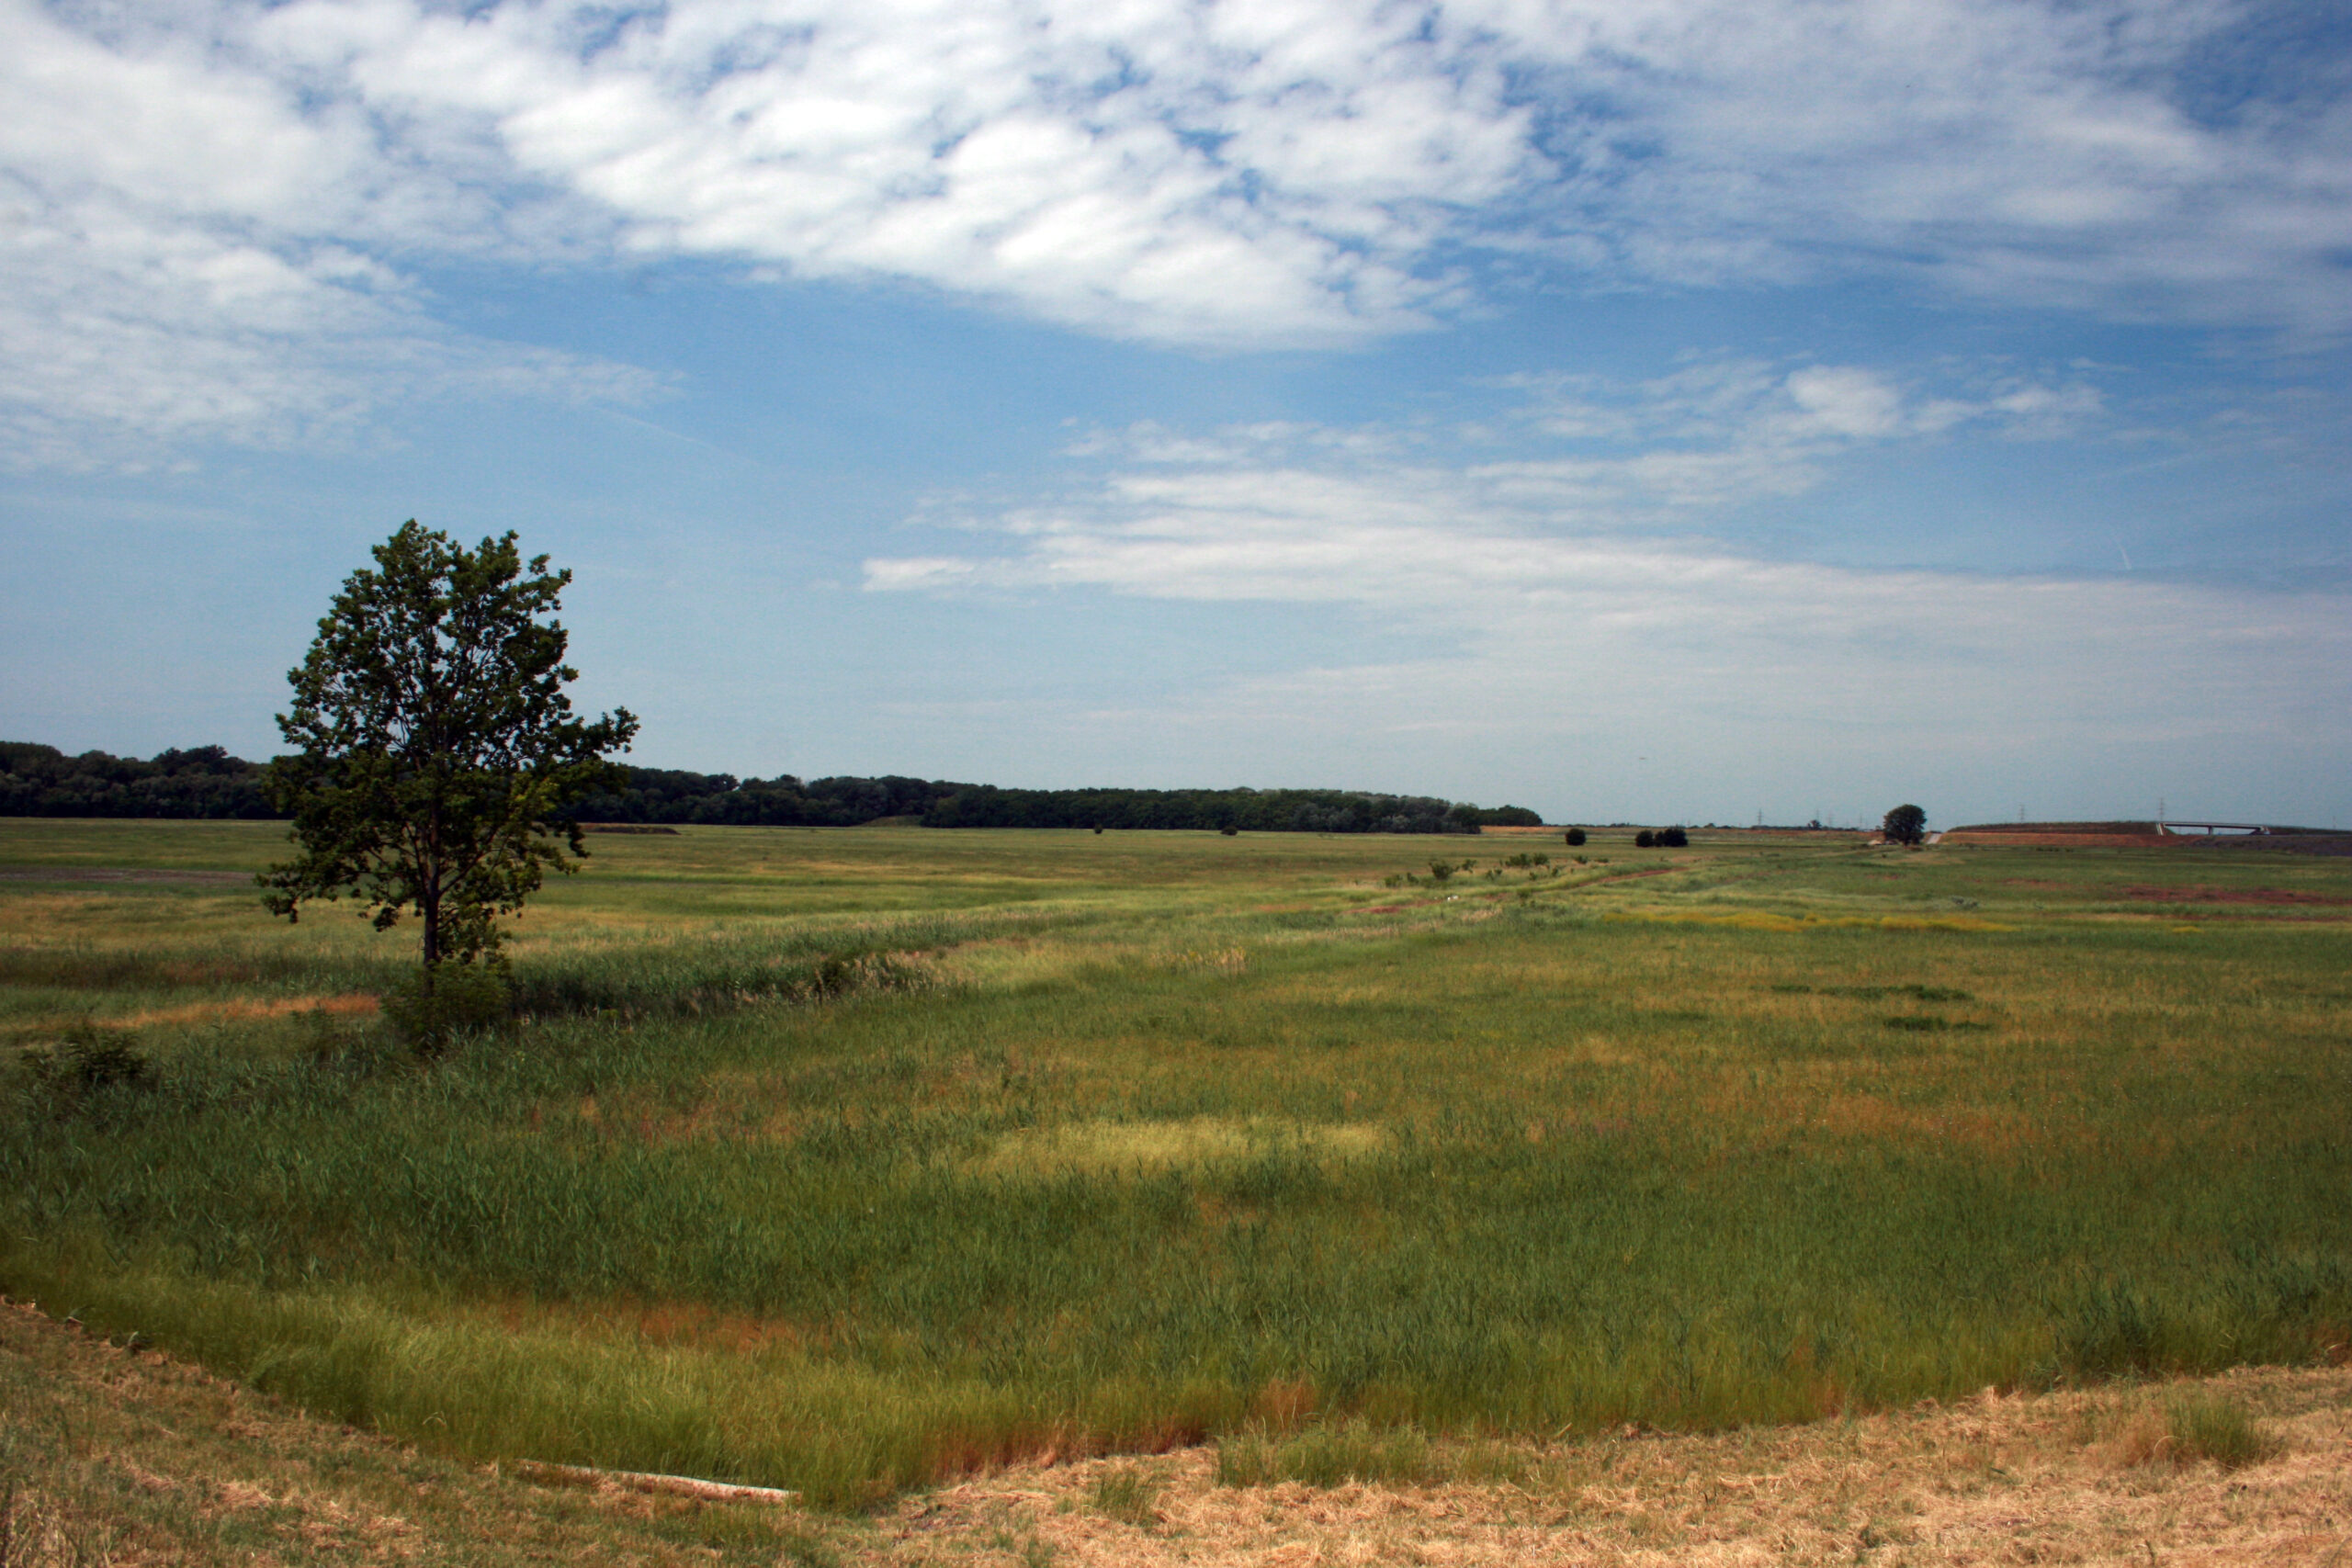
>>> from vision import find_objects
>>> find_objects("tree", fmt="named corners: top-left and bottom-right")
top-left (1658, 826), bottom-right (1689, 848)
top-left (1883, 804), bottom-right (1928, 845)
top-left (260, 523), bottom-right (638, 1045)
top-left (1564, 828), bottom-right (1587, 846)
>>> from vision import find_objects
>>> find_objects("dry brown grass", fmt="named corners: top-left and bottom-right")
top-left (107, 993), bottom-right (379, 1029)
top-left (0, 1299), bottom-right (850, 1566)
top-left (872, 1372), bottom-right (2352, 1567)
top-left (8, 1298), bottom-right (2345, 1566)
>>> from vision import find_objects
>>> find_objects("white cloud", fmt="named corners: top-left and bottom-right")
top-left (861, 381), bottom-right (2352, 807)
top-left (0, 0), bottom-right (648, 467)
top-left (2, 0), bottom-right (2345, 462)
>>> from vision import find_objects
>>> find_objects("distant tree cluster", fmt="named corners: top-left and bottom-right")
top-left (918, 786), bottom-right (1519, 835)
top-left (565, 769), bottom-right (958, 828)
top-left (0, 742), bottom-right (275, 818)
top-left (1, 739), bottom-right (1535, 838)
top-left (1634, 827), bottom-right (1690, 848)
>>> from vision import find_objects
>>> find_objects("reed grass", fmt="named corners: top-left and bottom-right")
top-left (3, 821), bottom-right (2348, 1507)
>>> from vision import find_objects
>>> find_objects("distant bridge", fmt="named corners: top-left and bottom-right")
top-left (2158, 821), bottom-right (2279, 835)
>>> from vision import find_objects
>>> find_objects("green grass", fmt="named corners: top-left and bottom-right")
top-left (3, 820), bottom-right (2348, 1507)
top-left (2162, 1391), bottom-right (2278, 1469)
top-left (1087, 1462), bottom-right (1163, 1524)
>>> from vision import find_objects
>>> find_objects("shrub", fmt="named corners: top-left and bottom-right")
top-left (1565, 828), bottom-right (1587, 846)
top-left (1635, 830), bottom-right (1656, 848)
top-left (21, 1024), bottom-right (151, 1098)
top-left (1427, 861), bottom-right (1455, 882)
top-left (1659, 827), bottom-right (1689, 848)
top-left (379, 960), bottom-right (513, 1054)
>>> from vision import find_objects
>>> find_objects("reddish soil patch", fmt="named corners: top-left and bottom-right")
top-left (0, 867), bottom-right (252, 884)
top-left (1941, 831), bottom-right (2183, 849)
top-left (2123, 886), bottom-right (2350, 906)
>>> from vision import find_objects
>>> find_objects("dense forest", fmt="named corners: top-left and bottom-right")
top-left (0, 742), bottom-right (277, 818)
top-left (1, 743), bottom-right (1541, 834)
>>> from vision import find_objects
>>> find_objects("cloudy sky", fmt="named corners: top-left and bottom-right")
top-left (4, 0), bottom-right (2347, 827)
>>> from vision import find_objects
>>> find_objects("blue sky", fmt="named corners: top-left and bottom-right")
top-left (3, 0), bottom-right (2347, 828)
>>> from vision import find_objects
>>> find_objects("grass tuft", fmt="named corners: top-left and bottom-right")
top-left (2113, 1389), bottom-right (2278, 1470)
top-left (1088, 1463), bottom-right (1162, 1526)
top-left (1216, 1421), bottom-right (1455, 1488)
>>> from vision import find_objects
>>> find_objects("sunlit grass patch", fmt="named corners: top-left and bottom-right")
top-left (966, 1116), bottom-right (1389, 1179)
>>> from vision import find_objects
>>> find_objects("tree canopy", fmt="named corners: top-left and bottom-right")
top-left (1883, 804), bottom-right (1928, 844)
top-left (259, 523), bottom-right (638, 1016)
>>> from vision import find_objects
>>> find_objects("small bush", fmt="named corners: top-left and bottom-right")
top-left (1634, 830), bottom-right (1656, 848)
top-left (21, 1024), bottom-right (152, 1102)
top-left (379, 959), bottom-right (512, 1055)
top-left (1427, 862), bottom-right (1455, 882)
top-left (1658, 827), bottom-right (1689, 848)
top-left (1565, 828), bottom-right (1587, 846)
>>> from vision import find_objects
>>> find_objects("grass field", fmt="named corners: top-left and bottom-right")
top-left (3, 819), bottom-right (2348, 1510)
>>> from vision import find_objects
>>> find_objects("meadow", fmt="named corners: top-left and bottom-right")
top-left (2, 818), bottom-right (2347, 1510)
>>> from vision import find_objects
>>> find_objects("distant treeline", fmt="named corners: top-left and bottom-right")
top-left (921, 786), bottom-right (1536, 834)
top-left (2, 742), bottom-right (1541, 834)
top-left (0, 742), bottom-right (277, 819)
top-left (571, 770), bottom-right (1536, 833)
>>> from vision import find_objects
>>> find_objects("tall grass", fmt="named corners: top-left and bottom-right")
top-left (4, 823), bottom-right (2350, 1506)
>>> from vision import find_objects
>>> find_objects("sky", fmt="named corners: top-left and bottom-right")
top-left (3, 0), bottom-right (2348, 829)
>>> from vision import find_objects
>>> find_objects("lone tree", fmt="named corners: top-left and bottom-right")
top-left (260, 523), bottom-right (638, 1045)
top-left (1883, 804), bottom-right (1928, 845)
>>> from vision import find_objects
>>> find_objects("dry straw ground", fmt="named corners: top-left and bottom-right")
top-left (7, 1299), bottom-right (2347, 1566)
